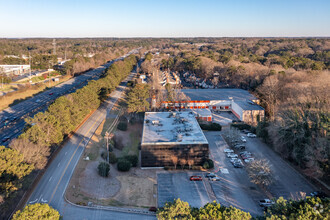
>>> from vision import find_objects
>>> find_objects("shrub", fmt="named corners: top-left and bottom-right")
top-left (98, 162), bottom-right (110, 177)
top-left (113, 134), bottom-right (124, 150)
top-left (109, 152), bottom-right (117, 164)
top-left (202, 159), bottom-right (214, 169)
top-left (199, 123), bottom-right (222, 131)
top-left (124, 154), bottom-right (138, 167)
top-left (101, 151), bottom-right (108, 161)
top-left (117, 159), bottom-right (132, 171)
top-left (117, 121), bottom-right (128, 131)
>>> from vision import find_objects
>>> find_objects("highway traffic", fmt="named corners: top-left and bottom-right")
top-left (0, 49), bottom-right (138, 146)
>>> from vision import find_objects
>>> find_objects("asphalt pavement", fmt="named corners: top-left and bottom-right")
top-left (24, 70), bottom-right (155, 220)
top-left (0, 49), bottom-right (138, 146)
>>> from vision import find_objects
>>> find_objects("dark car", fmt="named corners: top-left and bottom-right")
top-left (149, 207), bottom-right (157, 212)
top-left (49, 92), bottom-right (54, 95)
top-left (190, 176), bottom-right (202, 181)
top-left (205, 172), bottom-right (216, 178)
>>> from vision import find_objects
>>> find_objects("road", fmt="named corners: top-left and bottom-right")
top-left (0, 49), bottom-right (138, 146)
top-left (25, 70), bottom-right (155, 220)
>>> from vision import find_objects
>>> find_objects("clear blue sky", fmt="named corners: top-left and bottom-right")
top-left (0, 0), bottom-right (329, 37)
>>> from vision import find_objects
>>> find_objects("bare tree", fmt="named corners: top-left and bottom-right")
top-left (187, 158), bottom-right (194, 169)
top-left (179, 158), bottom-right (187, 170)
top-left (246, 159), bottom-right (273, 187)
top-left (258, 75), bottom-right (280, 121)
top-left (171, 155), bottom-right (178, 169)
top-left (10, 138), bottom-right (50, 170)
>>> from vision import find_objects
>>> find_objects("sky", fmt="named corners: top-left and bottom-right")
top-left (0, 0), bottom-right (329, 38)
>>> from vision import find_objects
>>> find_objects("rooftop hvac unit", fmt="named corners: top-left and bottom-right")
top-left (152, 120), bottom-right (160, 125)
top-left (177, 133), bottom-right (183, 142)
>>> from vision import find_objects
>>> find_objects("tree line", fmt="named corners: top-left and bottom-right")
top-left (157, 196), bottom-right (329, 220)
top-left (0, 55), bottom-right (137, 217)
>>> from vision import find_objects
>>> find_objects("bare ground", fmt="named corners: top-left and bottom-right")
top-left (66, 115), bottom-right (157, 208)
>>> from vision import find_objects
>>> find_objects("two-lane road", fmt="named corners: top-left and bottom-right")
top-left (25, 71), bottom-right (155, 219)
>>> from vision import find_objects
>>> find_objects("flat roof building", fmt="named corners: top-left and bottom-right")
top-left (161, 89), bottom-right (264, 125)
top-left (141, 112), bottom-right (209, 167)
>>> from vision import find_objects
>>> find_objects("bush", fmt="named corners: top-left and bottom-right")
top-left (98, 162), bottom-right (110, 177)
top-left (109, 152), bottom-right (117, 164)
top-left (124, 155), bottom-right (138, 167)
top-left (199, 123), bottom-right (222, 131)
top-left (117, 159), bottom-right (132, 171)
top-left (202, 159), bottom-right (214, 169)
top-left (117, 121), bottom-right (128, 131)
top-left (113, 134), bottom-right (124, 150)
top-left (101, 151), bottom-right (108, 161)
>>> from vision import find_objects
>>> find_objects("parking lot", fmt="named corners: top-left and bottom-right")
top-left (157, 172), bottom-right (212, 208)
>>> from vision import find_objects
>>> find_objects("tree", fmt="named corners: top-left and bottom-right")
top-left (258, 75), bottom-right (280, 120)
top-left (145, 52), bottom-right (153, 61)
top-left (266, 196), bottom-right (329, 219)
top-left (10, 138), bottom-right (50, 170)
top-left (98, 162), bottom-right (110, 177)
top-left (157, 199), bottom-right (193, 220)
top-left (126, 84), bottom-right (150, 113)
top-left (124, 155), bottom-right (138, 167)
top-left (0, 146), bottom-right (34, 196)
top-left (12, 203), bottom-right (60, 220)
top-left (246, 159), bottom-right (272, 186)
top-left (179, 158), bottom-right (187, 170)
top-left (171, 155), bottom-right (178, 169)
top-left (187, 158), bottom-right (194, 169)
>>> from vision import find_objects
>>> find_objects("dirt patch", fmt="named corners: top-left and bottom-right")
top-left (79, 161), bottom-right (120, 198)
top-left (66, 113), bottom-right (158, 208)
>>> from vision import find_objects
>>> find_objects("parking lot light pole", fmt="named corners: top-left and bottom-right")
top-left (105, 132), bottom-right (110, 163)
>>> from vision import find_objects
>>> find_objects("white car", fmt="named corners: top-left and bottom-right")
top-left (259, 199), bottom-right (275, 207)
top-left (241, 136), bottom-right (247, 142)
top-left (208, 176), bottom-right (220, 181)
top-left (226, 153), bottom-right (238, 158)
top-left (224, 149), bottom-right (234, 153)
top-left (230, 158), bottom-right (242, 164)
top-left (247, 133), bottom-right (257, 138)
top-left (244, 158), bottom-right (255, 163)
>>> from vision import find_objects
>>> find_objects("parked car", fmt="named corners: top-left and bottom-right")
top-left (241, 136), bottom-right (247, 142)
top-left (149, 207), bottom-right (157, 212)
top-left (190, 176), bottom-right (202, 181)
top-left (36, 99), bottom-right (41, 103)
top-left (224, 149), bottom-right (234, 153)
top-left (230, 158), bottom-right (242, 164)
top-left (234, 144), bottom-right (246, 150)
top-left (244, 158), bottom-right (255, 163)
top-left (233, 162), bottom-right (244, 168)
top-left (247, 133), bottom-right (257, 138)
top-left (205, 172), bottom-right (216, 178)
top-left (226, 153), bottom-right (238, 158)
top-left (259, 199), bottom-right (275, 207)
top-left (209, 176), bottom-right (220, 181)
top-left (49, 92), bottom-right (54, 95)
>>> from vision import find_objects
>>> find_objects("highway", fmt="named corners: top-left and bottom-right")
top-left (24, 69), bottom-right (155, 220)
top-left (0, 49), bottom-right (138, 146)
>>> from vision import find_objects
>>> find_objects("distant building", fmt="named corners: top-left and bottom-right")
top-left (0, 65), bottom-right (31, 76)
top-left (141, 112), bottom-right (209, 167)
top-left (161, 89), bottom-right (264, 124)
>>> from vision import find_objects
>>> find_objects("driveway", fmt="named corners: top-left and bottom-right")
top-left (157, 172), bottom-right (212, 208)
top-left (204, 132), bottom-right (263, 216)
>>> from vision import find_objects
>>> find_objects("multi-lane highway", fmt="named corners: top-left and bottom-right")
top-left (24, 69), bottom-right (154, 219)
top-left (0, 49), bottom-right (138, 146)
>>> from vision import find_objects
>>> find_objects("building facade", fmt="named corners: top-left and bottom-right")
top-left (141, 112), bottom-right (209, 167)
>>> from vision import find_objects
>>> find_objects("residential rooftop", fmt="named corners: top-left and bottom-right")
top-left (141, 112), bottom-right (208, 145)
top-left (182, 88), bottom-right (258, 101)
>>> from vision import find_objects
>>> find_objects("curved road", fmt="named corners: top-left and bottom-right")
top-left (24, 70), bottom-right (155, 220)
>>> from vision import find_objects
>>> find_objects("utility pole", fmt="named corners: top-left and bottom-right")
top-left (105, 132), bottom-right (110, 163)
top-left (29, 51), bottom-right (32, 79)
